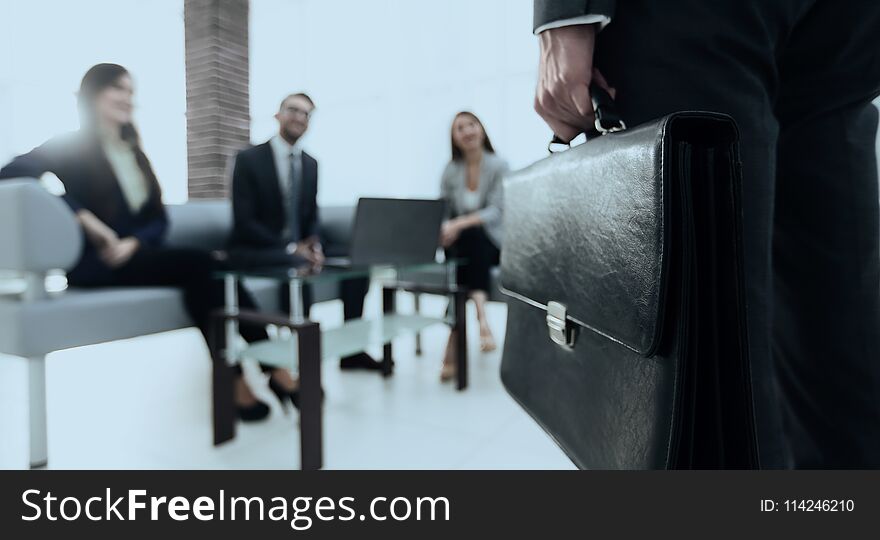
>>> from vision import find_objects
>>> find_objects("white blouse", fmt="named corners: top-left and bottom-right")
top-left (101, 134), bottom-right (149, 213)
top-left (460, 188), bottom-right (482, 213)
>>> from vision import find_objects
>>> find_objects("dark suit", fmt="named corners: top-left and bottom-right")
top-left (0, 130), bottom-right (266, 347)
top-left (230, 142), bottom-right (319, 250)
top-left (229, 139), bottom-right (368, 321)
top-left (535, 0), bottom-right (880, 468)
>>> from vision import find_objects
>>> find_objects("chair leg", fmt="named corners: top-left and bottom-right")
top-left (382, 287), bottom-right (395, 377)
top-left (28, 355), bottom-right (48, 469)
top-left (414, 293), bottom-right (422, 356)
top-left (454, 292), bottom-right (468, 391)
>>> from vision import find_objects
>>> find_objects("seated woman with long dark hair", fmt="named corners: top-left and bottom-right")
top-left (0, 63), bottom-right (297, 421)
top-left (439, 111), bottom-right (508, 382)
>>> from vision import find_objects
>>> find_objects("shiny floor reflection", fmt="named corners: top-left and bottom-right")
top-left (30, 291), bottom-right (573, 470)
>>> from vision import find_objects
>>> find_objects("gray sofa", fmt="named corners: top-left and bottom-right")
top-left (0, 178), bottom-right (502, 469)
top-left (0, 178), bottom-right (353, 469)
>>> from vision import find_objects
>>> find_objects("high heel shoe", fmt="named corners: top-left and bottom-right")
top-left (236, 400), bottom-right (270, 422)
top-left (268, 377), bottom-right (300, 412)
top-left (234, 377), bottom-right (270, 421)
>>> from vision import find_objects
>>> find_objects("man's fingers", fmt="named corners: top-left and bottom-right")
top-left (568, 83), bottom-right (593, 120)
top-left (544, 80), bottom-right (589, 124)
top-left (540, 81), bottom-right (595, 134)
top-left (592, 68), bottom-right (616, 99)
top-left (549, 118), bottom-right (582, 144)
top-left (536, 97), bottom-right (581, 142)
top-left (535, 95), bottom-right (581, 143)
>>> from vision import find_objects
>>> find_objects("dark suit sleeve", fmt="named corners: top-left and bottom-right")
top-left (231, 152), bottom-right (285, 248)
top-left (534, 0), bottom-right (616, 32)
top-left (0, 139), bottom-right (84, 212)
top-left (304, 157), bottom-right (320, 240)
top-left (131, 206), bottom-right (169, 247)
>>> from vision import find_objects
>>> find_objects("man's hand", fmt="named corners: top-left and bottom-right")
top-left (287, 236), bottom-right (325, 266)
top-left (100, 237), bottom-right (140, 268)
top-left (309, 239), bottom-right (325, 267)
top-left (535, 24), bottom-right (615, 143)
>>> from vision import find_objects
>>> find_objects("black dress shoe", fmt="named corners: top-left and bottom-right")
top-left (237, 400), bottom-right (271, 422)
top-left (339, 352), bottom-right (386, 371)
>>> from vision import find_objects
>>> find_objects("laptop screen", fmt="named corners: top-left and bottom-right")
top-left (348, 198), bottom-right (446, 266)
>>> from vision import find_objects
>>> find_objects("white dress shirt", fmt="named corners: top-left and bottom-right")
top-left (269, 134), bottom-right (303, 201)
top-left (269, 134), bottom-right (307, 243)
top-left (535, 14), bottom-right (610, 34)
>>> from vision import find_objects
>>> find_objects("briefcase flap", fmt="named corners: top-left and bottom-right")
top-left (500, 120), bottom-right (672, 357)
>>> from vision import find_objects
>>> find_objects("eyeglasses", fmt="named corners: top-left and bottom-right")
top-left (281, 106), bottom-right (313, 119)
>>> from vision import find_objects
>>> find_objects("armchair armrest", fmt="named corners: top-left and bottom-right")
top-left (0, 178), bottom-right (82, 273)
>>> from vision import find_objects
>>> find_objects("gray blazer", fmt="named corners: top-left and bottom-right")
top-left (440, 152), bottom-right (509, 247)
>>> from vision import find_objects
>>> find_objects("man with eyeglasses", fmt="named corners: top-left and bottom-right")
top-left (230, 93), bottom-right (383, 387)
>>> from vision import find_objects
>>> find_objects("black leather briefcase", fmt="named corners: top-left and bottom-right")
top-left (500, 96), bottom-right (761, 469)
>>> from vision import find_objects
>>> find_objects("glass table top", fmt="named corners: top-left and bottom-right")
top-left (238, 313), bottom-right (449, 369)
top-left (215, 259), bottom-right (459, 284)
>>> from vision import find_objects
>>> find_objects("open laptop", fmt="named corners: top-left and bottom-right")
top-left (323, 198), bottom-right (446, 268)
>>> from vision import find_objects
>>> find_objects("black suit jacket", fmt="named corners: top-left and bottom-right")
top-left (229, 141), bottom-right (319, 249)
top-left (0, 130), bottom-right (167, 283)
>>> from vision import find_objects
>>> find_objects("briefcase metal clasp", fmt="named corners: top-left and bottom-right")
top-left (546, 301), bottom-right (577, 350)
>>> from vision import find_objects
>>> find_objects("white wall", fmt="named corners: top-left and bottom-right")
top-left (0, 0), bottom-right (188, 202)
top-left (2, 1), bottom-right (876, 208)
top-left (250, 0), bottom-right (549, 206)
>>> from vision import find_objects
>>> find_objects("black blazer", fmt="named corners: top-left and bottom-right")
top-left (0, 130), bottom-right (167, 283)
top-left (229, 141), bottom-right (319, 249)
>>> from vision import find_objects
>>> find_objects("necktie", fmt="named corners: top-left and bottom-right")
top-left (287, 151), bottom-right (302, 242)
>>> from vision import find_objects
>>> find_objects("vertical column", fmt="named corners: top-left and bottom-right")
top-left (184, 0), bottom-right (250, 199)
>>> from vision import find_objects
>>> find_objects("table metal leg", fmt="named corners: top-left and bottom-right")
top-left (288, 275), bottom-right (322, 470)
top-left (297, 321), bottom-right (323, 470)
top-left (212, 351), bottom-right (236, 446)
top-left (454, 291), bottom-right (468, 391)
top-left (413, 293), bottom-right (422, 356)
top-left (224, 274), bottom-right (239, 361)
top-left (289, 277), bottom-right (305, 324)
top-left (213, 275), bottom-right (239, 445)
top-left (382, 286), bottom-right (395, 377)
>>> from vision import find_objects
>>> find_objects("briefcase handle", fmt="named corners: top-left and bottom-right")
top-left (548, 84), bottom-right (627, 153)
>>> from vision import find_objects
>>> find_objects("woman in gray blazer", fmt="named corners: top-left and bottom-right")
top-left (439, 111), bottom-right (508, 381)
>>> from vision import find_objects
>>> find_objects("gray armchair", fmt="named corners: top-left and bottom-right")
top-left (0, 178), bottom-right (353, 469)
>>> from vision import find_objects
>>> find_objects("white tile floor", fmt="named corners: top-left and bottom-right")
top-left (1, 291), bottom-right (574, 470)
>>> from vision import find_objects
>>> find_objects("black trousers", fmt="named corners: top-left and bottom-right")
top-left (68, 247), bottom-right (268, 348)
top-left (278, 278), bottom-right (369, 322)
top-left (595, 0), bottom-right (880, 468)
top-left (446, 226), bottom-right (501, 293)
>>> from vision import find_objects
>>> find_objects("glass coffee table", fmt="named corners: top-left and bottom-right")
top-left (208, 260), bottom-right (468, 470)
